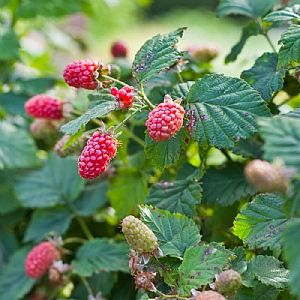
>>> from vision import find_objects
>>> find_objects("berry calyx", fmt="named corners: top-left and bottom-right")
top-left (63, 59), bottom-right (103, 90)
top-left (78, 130), bottom-right (118, 179)
top-left (25, 242), bottom-right (60, 279)
top-left (110, 86), bottom-right (133, 109)
top-left (213, 269), bottom-right (242, 297)
top-left (111, 41), bottom-right (128, 58)
top-left (146, 95), bottom-right (185, 142)
top-left (25, 94), bottom-right (63, 120)
top-left (121, 215), bottom-right (159, 255)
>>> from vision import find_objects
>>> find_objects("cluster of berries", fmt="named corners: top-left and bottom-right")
top-left (110, 86), bottom-right (133, 109)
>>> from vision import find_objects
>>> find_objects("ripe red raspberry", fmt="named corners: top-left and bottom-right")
top-left (25, 242), bottom-right (60, 279)
top-left (110, 86), bottom-right (133, 109)
top-left (25, 94), bottom-right (63, 120)
top-left (63, 60), bottom-right (102, 90)
top-left (146, 95), bottom-right (185, 142)
top-left (111, 41), bottom-right (128, 58)
top-left (78, 130), bottom-right (118, 179)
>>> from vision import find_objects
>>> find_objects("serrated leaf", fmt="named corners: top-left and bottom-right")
top-left (231, 246), bottom-right (247, 274)
top-left (258, 116), bottom-right (300, 173)
top-left (231, 137), bottom-right (263, 159)
top-left (186, 74), bottom-right (270, 148)
top-left (15, 152), bottom-right (84, 208)
top-left (71, 238), bottom-right (130, 276)
top-left (264, 4), bottom-right (300, 23)
top-left (0, 26), bottom-right (20, 60)
top-left (241, 52), bottom-right (287, 101)
top-left (0, 121), bottom-right (39, 169)
top-left (284, 180), bottom-right (300, 216)
top-left (242, 255), bottom-right (289, 288)
top-left (139, 205), bottom-right (201, 258)
top-left (145, 127), bottom-right (190, 170)
top-left (202, 163), bottom-right (256, 206)
top-left (0, 226), bottom-right (19, 263)
top-left (230, 286), bottom-right (255, 300)
top-left (254, 283), bottom-right (280, 300)
top-left (284, 106), bottom-right (300, 119)
top-left (178, 243), bottom-right (231, 294)
top-left (217, 0), bottom-right (280, 18)
top-left (146, 179), bottom-right (201, 218)
top-left (132, 27), bottom-right (186, 83)
top-left (0, 247), bottom-right (36, 300)
top-left (170, 81), bottom-right (195, 101)
top-left (24, 207), bottom-right (73, 242)
top-left (61, 99), bottom-right (116, 135)
top-left (107, 167), bottom-right (148, 218)
top-left (225, 22), bottom-right (262, 64)
top-left (282, 218), bottom-right (300, 297)
top-left (278, 24), bottom-right (300, 69)
top-left (233, 194), bottom-right (288, 253)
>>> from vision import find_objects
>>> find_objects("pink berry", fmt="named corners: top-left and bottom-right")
top-left (110, 87), bottom-right (119, 96)
top-left (123, 86), bottom-right (132, 93)
top-left (111, 41), bottom-right (128, 58)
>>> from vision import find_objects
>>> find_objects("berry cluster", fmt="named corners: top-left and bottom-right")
top-left (110, 86), bottom-right (133, 109)
top-left (25, 242), bottom-right (60, 279)
top-left (25, 94), bottom-right (63, 120)
top-left (63, 59), bottom-right (102, 90)
top-left (78, 130), bottom-right (118, 179)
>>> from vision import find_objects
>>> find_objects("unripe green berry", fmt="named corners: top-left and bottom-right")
top-left (214, 269), bottom-right (242, 297)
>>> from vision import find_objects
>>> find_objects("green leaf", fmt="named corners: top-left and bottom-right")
top-left (71, 238), bottom-right (130, 276)
top-left (264, 4), bottom-right (300, 23)
top-left (230, 246), bottom-right (247, 274)
top-left (0, 247), bottom-right (36, 300)
top-left (15, 77), bottom-right (57, 95)
top-left (139, 205), bottom-right (201, 258)
top-left (202, 163), bottom-right (256, 206)
top-left (225, 22), bottom-right (262, 64)
top-left (242, 255), bottom-right (289, 288)
top-left (170, 81), bottom-right (195, 101)
top-left (282, 218), bottom-right (300, 297)
top-left (178, 243), bottom-right (231, 294)
top-left (233, 194), bottom-right (288, 253)
top-left (145, 127), bottom-right (190, 171)
top-left (217, 0), bottom-right (280, 18)
top-left (0, 226), bottom-right (19, 263)
top-left (0, 26), bottom-right (20, 60)
top-left (24, 207), bottom-right (73, 242)
top-left (258, 116), bottom-right (300, 173)
top-left (230, 286), bottom-right (255, 300)
top-left (231, 137), bottom-right (263, 159)
top-left (132, 27), bottom-right (186, 83)
top-left (186, 74), bottom-right (270, 148)
top-left (284, 106), bottom-right (300, 119)
top-left (278, 24), bottom-right (300, 69)
top-left (146, 179), bottom-right (202, 218)
top-left (254, 284), bottom-right (280, 300)
top-left (241, 52), bottom-right (287, 101)
top-left (15, 152), bottom-right (84, 208)
top-left (73, 181), bottom-right (109, 216)
top-left (284, 180), bottom-right (300, 216)
top-left (0, 92), bottom-right (29, 115)
top-left (17, 0), bottom-right (92, 18)
top-left (107, 167), bottom-right (148, 218)
top-left (60, 98), bottom-right (116, 135)
top-left (0, 121), bottom-right (39, 169)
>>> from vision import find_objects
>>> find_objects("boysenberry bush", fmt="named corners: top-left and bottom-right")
top-left (1, 1), bottom-right (300, 300)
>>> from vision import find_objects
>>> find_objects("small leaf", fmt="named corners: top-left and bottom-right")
top-left (60, 98), bottom-right (116, 135)
top-left (170, 81), bottom-right (195, 101)
top-left (24, 207), bottom-right (73, 242)
top-left (224, 22), bottom-right (262, 64)
top-left (217, 0), bottom-right (280, 18)
top-left (132, 27), bottom-right (186, 83)
top-left (202, 163), bottom-right (256, 206)
top-left (230, 246), bottom-right (247, 274)
top-left (277, 24), bottom-right (300, 69)
top-left (233, 194), bottom-right (288, 253)
top-left (15, 152), bottom-right (84, 208)
top-left (139, 205), bottom-right (201, 258)
top-left (0, 247), bottom-right (36, 300)
top-left (264, 4), bottom-right (300, 23)
top-left (242, 255), bottom-right (289, 288)
top-left (258, 116), bottom-right (300, 173)
top-left (145, 127), bottom-right (190, 171)
top-left (178, 243), bottom-right (231, 294)
top-left (107, 167), bottom-right (148, 218)
top-left (0, 121), bottom-right (39, 169)
top-left (241, 52), bottom-right (287, 101)
top-left (186, 74), bottom-right (270, 149)
top-left (146, 179), bottom-right (202, 218)
top-left (282, 218), bottom-right (300, 297)
top-left (71, 238), bottom-right (130, 276)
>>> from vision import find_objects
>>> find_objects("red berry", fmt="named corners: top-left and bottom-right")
top-left (146, 97), bottom-right (185, 142)
top-left (25, 95), bottom-right (63, 120)
top-left (118, 88), bottom-right (127, 100)
top-left (78, 131), bottom-right (118, 179)
top-left (63, 60), bottom-right (102, 90)
top-left (110, 87), bottom-right (119, 96)
top-left (111, 41), bottom-right (128, 58)
top-left (123, 86), bottom-right (132, 93)
top-left (25, 242), bottom-right (60, 279)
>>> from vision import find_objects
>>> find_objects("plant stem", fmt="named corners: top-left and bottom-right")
top-left (255, 18), bottom-right (277, 53)
top-left (139, 83), bottom-right (155, 109)
top-left (80, 276), bottom-right (94, 296)
top-left (102, 74), bottom-right (127, 87)
top-left (155, 289), bottom-right (188, 300)
top-left (177, 72), bottom-right (184, 83)
top-left (76, 216), bottom-right (94, 241)
top-left (114, 108), bottom-right (144, 131)
top-left (63, 237), bottom-right (86, 244)
top-left (221, 149), bottom-right (233, 162)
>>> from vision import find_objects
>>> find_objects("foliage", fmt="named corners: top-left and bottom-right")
top-left (0, 1), bottom-right (300, 300)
